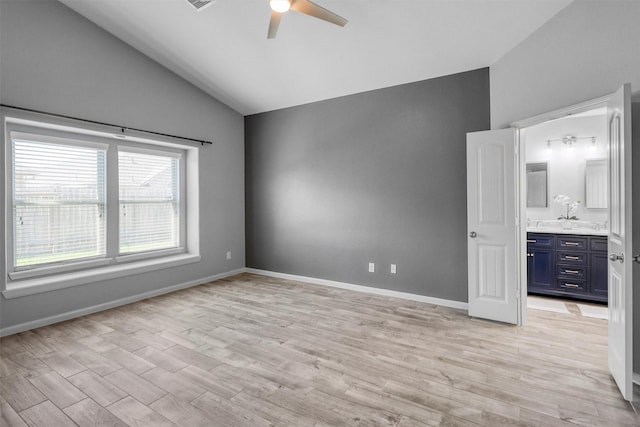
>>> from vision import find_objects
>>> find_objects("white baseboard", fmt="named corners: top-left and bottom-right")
top-left (634, 372), bottom-right (640, 386)
top-left (0, 268), bottom-right (245, 337)
top-left (245, 268), bottom-right (468, 311)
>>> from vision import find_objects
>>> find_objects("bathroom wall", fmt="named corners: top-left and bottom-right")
top-left (524, 113), bottom-right (608, 224)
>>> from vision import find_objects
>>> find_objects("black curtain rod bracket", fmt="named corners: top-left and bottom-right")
top-left (1, 104), bottom-right (213, 146)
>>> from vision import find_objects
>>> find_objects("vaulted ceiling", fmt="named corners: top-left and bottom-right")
top-left (59, 0), bottom-right (573, 115)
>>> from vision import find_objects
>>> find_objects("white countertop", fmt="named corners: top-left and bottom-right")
top-left (526, 227), bottom-right (608, 236)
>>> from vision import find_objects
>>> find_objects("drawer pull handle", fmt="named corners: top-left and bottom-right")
top-left (564, 269), bottom-right (580, 274)
top-left (564, 242), bottom-right (580, 246)
top-left (563, 283), bottom-right (579, 288)
top-left (527, 240), bottom-right (537, 243)
top-left (565, 256), bottom-right (580, 260)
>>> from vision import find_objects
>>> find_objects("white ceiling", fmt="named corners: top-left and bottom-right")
top-left (59, 0), bottom-right (572, 116)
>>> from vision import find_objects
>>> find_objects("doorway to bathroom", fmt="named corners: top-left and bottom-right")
top-left (520, 106), bottom-right (609, 321)
top-left (467, 84), bottom-right (633, 400)
top-left (513, 85), bottom-right (634, 401)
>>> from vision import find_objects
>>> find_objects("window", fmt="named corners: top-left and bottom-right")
top-left (4, 115), bottom-right (200, 297)
top-left (118, 149), bottom-right (180, 255)
top-left (12, 136), bottom-right (107, 268)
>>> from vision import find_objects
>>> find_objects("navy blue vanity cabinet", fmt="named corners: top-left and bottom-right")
top-left (589, 237), bottom-right (608, 302)
top-left (555, 235), bottom-right (588, 297)
top-left (527, 234), bottom-right (555, 292)
top-left (527, 232), bottom-right (608, 302)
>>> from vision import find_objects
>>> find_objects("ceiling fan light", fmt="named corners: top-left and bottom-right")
top-left (270, 0), bottom-right (291, 13)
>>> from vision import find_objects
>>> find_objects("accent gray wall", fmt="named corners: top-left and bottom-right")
top-left (0, 0), bottom-right (245, 331)
top-left (245, 69), bottom-right (490, 302)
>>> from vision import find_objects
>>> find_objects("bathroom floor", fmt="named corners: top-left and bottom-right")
top-left (527, 295), bottom-right (608, 319)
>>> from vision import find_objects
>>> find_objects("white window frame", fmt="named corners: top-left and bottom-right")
top-left (2, 109), bottom-right (200, 299)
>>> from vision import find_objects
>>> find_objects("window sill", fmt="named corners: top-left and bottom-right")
top-left (2, 253), bottom-right (201, 299)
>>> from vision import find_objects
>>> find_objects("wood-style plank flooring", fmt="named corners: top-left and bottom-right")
top-left (1, 273), bottom-right (638, 426)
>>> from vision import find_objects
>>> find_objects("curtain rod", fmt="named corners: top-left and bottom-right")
top-left (0, 104), bottom-right (213, 146)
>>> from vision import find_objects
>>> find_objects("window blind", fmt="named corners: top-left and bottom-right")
top-left (118, 149), bottom-right (180, 255)
top-left (12, 137), bottom-right (107, 268)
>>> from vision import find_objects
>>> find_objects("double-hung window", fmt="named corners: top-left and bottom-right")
top-left (118, 148), bottom-right (181, 256)
top-left (12, 135), bottom-right (108, 268)
top-left (4, 115), bottom-right (199, 297)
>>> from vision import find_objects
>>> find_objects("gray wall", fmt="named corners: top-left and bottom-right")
top-left (490, 0), bottom-right (640, 129)
top-left (633, 104), bottom-right (639, 377)
top-left (490, 0), bottom-right (640, 374)
top-left (246, 69), bottom-right (490, 302)
top-left (0, 0), bottom-right (245, 331)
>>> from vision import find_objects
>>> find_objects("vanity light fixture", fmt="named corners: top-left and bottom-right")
top-left (546, 135), bottom-right (597, 150)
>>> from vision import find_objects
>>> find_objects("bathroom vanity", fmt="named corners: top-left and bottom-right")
top-left (527, 229), bottom-right (607, 303)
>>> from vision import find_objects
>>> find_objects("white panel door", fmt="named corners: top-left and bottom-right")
top-left (607, 84), bottom-right (633, 401)
top-left (467, 129), bottom-right (519, 324)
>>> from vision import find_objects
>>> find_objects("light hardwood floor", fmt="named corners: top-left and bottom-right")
top-left (1, 273), bottom-right (638, 426)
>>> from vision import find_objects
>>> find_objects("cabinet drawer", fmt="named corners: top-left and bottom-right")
top-left (557, 236), bottom-right (587, 250)
top-left (556, 265), bottom-right (587, 280)
top-left (556, 251), bottom-right (586, 265)
top-left (557, 280), bottom-right (587, 293)
top-left (527, 233), bottom-right (555, 249)
top-left (590, 238), bottom-right (607, 252)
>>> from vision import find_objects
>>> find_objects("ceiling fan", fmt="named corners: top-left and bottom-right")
top-left (267, 0), bottom-right (347, 39)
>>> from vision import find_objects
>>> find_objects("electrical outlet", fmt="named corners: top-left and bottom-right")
top-left (390, 264), bottom-right (397, 274)
top-left (226, 251), bottom-right (232, 260)
top-left (368, 262), bottom-right (375, 273)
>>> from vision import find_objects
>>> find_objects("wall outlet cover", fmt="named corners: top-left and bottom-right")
top-left (368, 262), bottom-right (375, 273)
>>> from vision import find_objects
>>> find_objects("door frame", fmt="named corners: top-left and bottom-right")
top-left (510, 94), bottom-right (612, 326)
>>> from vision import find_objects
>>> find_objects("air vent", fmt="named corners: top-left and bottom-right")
top-left (186, 0), bottom-right (215, 11)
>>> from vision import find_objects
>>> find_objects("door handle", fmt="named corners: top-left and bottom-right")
top-left (609, 253), bottom-right (624, 263)
top-left (469, 231), bottom-right (477, 238)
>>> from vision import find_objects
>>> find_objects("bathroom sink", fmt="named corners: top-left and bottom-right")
top-left (527, 220), bottom-right (608, 236)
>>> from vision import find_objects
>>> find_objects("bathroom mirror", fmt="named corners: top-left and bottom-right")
top-left (526, 162), bottom-right (548, 207)
top-left (585, 159), bottom-right (607, 208)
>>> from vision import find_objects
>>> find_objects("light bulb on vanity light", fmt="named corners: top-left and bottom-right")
top-left (563, 135), bottom-right (577, 150)
top-left (270, 0), bottom-right (291, 12)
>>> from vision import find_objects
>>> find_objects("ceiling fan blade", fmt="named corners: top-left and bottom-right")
top-left (268, 11), bottom-right (282, 39)
top-left (290, 0), bottom-right (347, 27)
